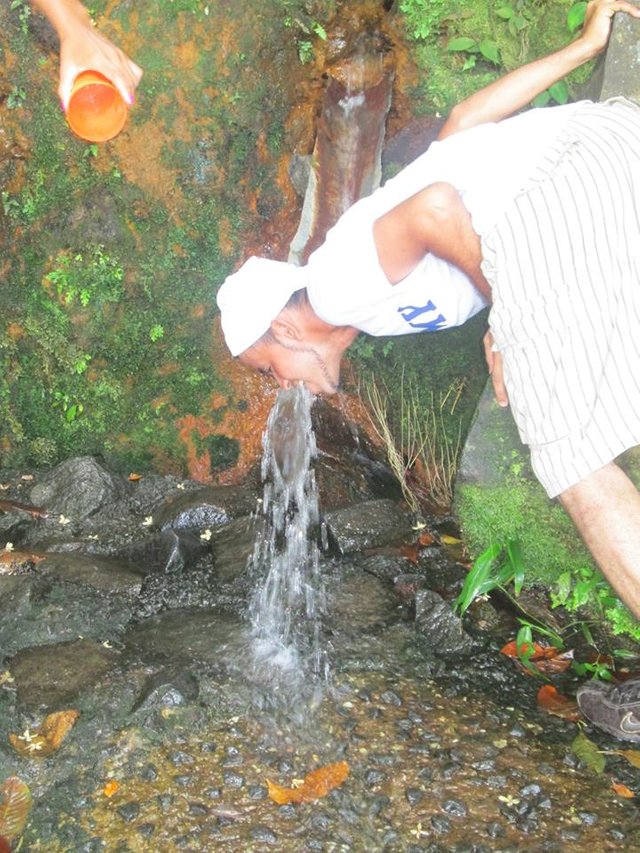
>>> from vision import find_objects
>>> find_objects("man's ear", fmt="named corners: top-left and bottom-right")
top-left (271, 316), bottom-right (302, 342)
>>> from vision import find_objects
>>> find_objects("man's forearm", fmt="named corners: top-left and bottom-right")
top-left (439, 39), bottom-right (596, 138)
top-left (438, 0), bottom-right (640, 139)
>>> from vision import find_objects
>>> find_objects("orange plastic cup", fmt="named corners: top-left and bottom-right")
top-left (66, 71), bottom-right (128, 142)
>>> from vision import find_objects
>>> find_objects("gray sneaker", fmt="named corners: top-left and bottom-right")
top-left (577, 677), bottom-right (640, 741)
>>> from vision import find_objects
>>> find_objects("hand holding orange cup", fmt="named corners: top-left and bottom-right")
top-left (65, 71), bottom-right (128, 142)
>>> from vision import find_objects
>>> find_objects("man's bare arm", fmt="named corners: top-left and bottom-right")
top-left (438, 0), bottom-right (640, 139)
top-left (29, 0), bottom-right (142, 108)
top-left (373, 182), bottom-right (490, 300)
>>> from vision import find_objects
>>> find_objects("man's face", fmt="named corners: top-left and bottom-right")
top-left (239, 336), bottom-right (342, 395)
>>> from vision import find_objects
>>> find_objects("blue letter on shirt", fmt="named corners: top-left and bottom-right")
top-left (398, 300), bottom-right (447, 331)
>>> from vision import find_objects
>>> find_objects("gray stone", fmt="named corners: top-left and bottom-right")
top-left (9, 638), bottom-right (119, 711)
top-left (324, 499), bottom-right (414, 554)
top-left (414, 589), bottom-right (475, 657)
top-left (40, 552), bottom-right (143, 596)
top-left (30, 456), bottom-right (128, 520)
top-left (152, 484), bottom-right (257, 531)
top-left (124, 608), bottom-right (244, 664)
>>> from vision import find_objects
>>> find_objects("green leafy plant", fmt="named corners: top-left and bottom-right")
top-left (6, 85), bottom-right (26, 109)
top-left (149, 324), bottom-right (165, 342)
top-left (453, 539), bottom-right (525, 614)
top-left (10, 0), bottom-right (31, 33)
top-left (551, 566), bottom-right (640, 643)
top-left (53, 391), bottom-right (84, 423)
top-left (447, 36), bottom-right (501, 71)
top-left (1, 191), bottom-right (20, 218)
top-left (399, 0), bottom-right (452, 42)
top-left (45, 246), bottom-right (124, 307)
top-left (567, 1), bottom-right (588, 34)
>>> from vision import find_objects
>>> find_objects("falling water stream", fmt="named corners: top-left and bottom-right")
top-left (246, 385), bottom-right (328, 703)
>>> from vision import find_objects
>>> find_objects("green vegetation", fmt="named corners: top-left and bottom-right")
top-left (396, 0), bottom-right (594, 114)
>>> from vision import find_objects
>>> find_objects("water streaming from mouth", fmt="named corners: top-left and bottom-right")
top-left (246, 385), bottom-right (329, 706)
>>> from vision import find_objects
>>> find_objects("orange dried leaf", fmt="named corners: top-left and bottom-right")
top-left (267, 761), bottom-right (349, 805)
top-left (128, 473), bottom-right (142, 481)
top-left (41, 709), bottom-right (80, 749)
top-left (501, 641), bottom-right (573, 675)
top-left (418, 531), bottom-right (435, 546)
top-left (611, 779), bottom-right (635, 798)
top-left (0, 551), bottom-right (45, 570)
top-left (501, 641), bottom-right (559, 660)
top-left (0, 776), bottom-right (32, 842)
top-left (103, 780), bottom-right (119, 798)
top-left (536, 685), bottom-right (581, 721)
top-left (9, 709), bottom-right (79, 758)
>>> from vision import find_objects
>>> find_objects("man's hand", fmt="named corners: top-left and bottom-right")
top-left (483, 330), bottom-right (508, 408)
top-left (581, 0), bottom-right (640, 56)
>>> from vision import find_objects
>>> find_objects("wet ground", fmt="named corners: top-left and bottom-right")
top-left (1, 447), bottom-right (639, 852)
top-left (22, 623), bottom-right (640, 853)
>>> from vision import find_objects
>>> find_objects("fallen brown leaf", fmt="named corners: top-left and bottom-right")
top-left (399, 543), bottom-right (420, 565)
top-left (267, 761), bottom-right (349, 805)
top-left (611, 779), bottom-right (635, 798)
top-left (9, 709), bottom-right (80, 757)
top-left (0, 551), bottom-right (45, 575)
top-left (536, 685), bottom-right (581, 721)
top-left (0, 776), bottom-right (31, 842)
top-left (501, 641), bottom-right (574, 676)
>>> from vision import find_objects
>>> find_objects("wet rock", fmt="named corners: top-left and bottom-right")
top-left (326, 570), bottom-right (399, 634)
top-left (30, 456), bottom-right (129, 520)
top-left (9, 638), bottom-right (119, 711)
top-left (117, 529), bottom-right (209, 575)
top-left (152, 484), bottom-right (256, 531)
top-left (223, 771), bottom-right (244, 788)
top-left (131, 668), bottom-right (199, 714)
top-left (431, 814), bottom-right (451, 834)
top-left (0, 572), bottom-right (136, 657)
top-left (414, 589), bottom-right (475, 657)
top-left (210, 516), bottom-right (258, 582)
top-left (405, 787), bottom-right (424, 806)
top-left (250, 825), bottom-right (278, 843)
top-left (0, 513), bottom-right (31, 547)
top-left (123, 608), bottom-right (244, 665)
top-left (358, 554), bottom-right (412, 584)
top-left (324, 499), bottom-right (414, 554)
top-left (248, 784), bottom-right (268, 799)
top-left (442, 799), bottom-right (467, 818)
top-left (116, 802), bottom-right (140, 823)
top-left (40, 553), bottom-right (144, 596)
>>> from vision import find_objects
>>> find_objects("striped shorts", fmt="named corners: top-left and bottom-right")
top-left (481, 98), bottom-right (640, 498)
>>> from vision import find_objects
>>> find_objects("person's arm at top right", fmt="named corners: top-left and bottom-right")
top-left (438, 0), bottom-right (640, 139)
top-left (29, 0), bottom-right (142, 109)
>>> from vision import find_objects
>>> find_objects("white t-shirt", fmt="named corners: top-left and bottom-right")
top-left (306, 102), bottom-right (583, 336)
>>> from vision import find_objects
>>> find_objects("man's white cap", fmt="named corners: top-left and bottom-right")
top-left (217, 256), bottom-right (308, 356)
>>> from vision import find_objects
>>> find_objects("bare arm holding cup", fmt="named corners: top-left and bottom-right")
top-left (29, 0), bottom-right (142, 109)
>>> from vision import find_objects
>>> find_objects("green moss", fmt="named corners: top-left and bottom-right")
top-left (456, 481), bottom-right (593, 583)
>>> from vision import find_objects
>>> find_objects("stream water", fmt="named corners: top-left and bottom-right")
top-left (245, 385), bottom-right (328, 706)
